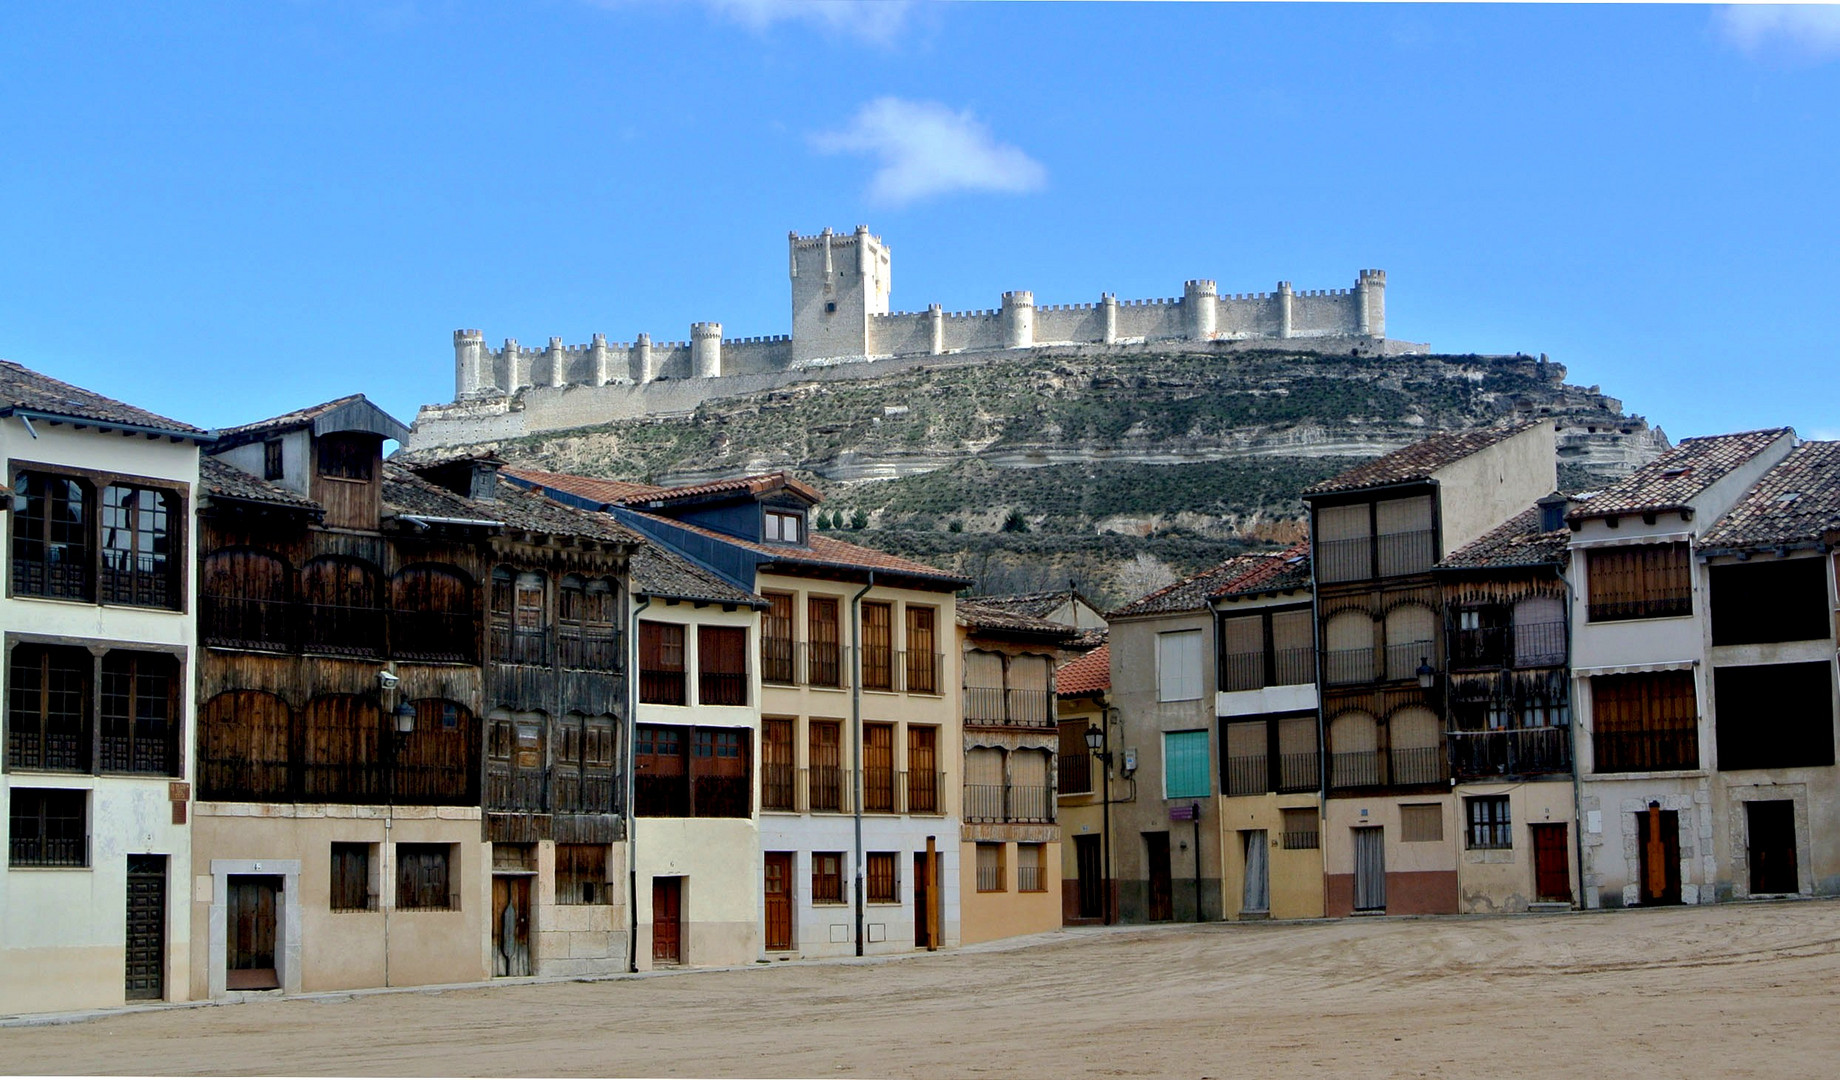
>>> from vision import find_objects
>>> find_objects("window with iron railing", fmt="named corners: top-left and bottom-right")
top-left (1591, 670), bottom-right (1698, 772)
top-left (1280, 807), bottom-right (1319, 850)
top-left (808, 720), bottom-right (842, 812)
top-left (330, 842), bottom-right (377, 912)
top-left (975, 843), bottom-right (1004, 892)
top-left (8, 789), bottom-right (87, 868)
top-left (99, 651), bottom-right (179, 776)
top-left (908, 726), bottom-right (939, 814)
top-left (639, 621), bottom-right (686, 706)
top-left (1057, 722), bottom-right (1093, 795)
top-left (8, 643), bottom-right (92, 773)
top-left (12, 472), bottom-right (94, 602)
top-left (1323, 646), bottom-right (1375, 687)
top-left (861, 601), bottom-right (894, 691)
top-left (761, 717), bottom-right (795, 812)
top-left (905, 606), bottom-right (938, 693)
top-left (1017, 843), bottom-right (1046, 893)
top-left (99, 485), bottom-right (177, 608)
top-left (301, 556), bottom-right (385, 659)
top-left (761, 593), bottom-right (796, 684)
top-left (808, 597), bottom-right (843, 688)
top-left (1587, 544), bottom-right (1692, 622)
top-left (862, 723), bottom-right (895, 813)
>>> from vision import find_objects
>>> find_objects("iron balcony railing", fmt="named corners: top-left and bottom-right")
top-left (1592, 728), bottom-right (1699, 773)
top-left (390, 610), bottom-right (478, 664)
top-left (1451, 621), bottom-right (1567, 670)
top-left (1588, 594), bottom-right (1692, 623)
top-left (1377, 529), bottom-right (1436, 578)
top-left (9, 834), bottom-right (88, 869)
top-left (1329, 748), bottom-right (1446, 789)
top-left (301, 602), bottom-right (386, 658)
top-left (1389, 745), bottom-right (1445, 786)
top-left (803, 765), bottom-right (848, 813)
top-left (1059, 750), bottom-right (1093, 796)
top-left (907, 768), bottom-right (940, 814)
top-left (99, 733), bottom-right (178, 776)
top-left (1017, 863), bottom-right (1044, 893)
top-left (1449, 727), bottom-right (1572, 778)
top-left (99, 552), bottom-right (177, 609)
top-left (1385, 640), bottom-right (1436, 683)
top-left (762, 762), bottom-right (795, 812)
top-left (962, 783), bottom-right (1054, 824)
top-left (639, 667), bottom-right (687, 706)
top-left (962, 685), bottom-right (1056, 728)
top-left (1224, 751), bottom-right (1321, 797)
top-left (1323, 646), bottom-right (1376, 687)
top-left (1282, 829), bottom-right (1320, 850)
top-left (699, 670), bottom-right (748, 707)
top-left (200, 595), bottom-right (291, 651)
top-left (1316, 537), bottom-right (1372, 584)
top-left (1220, 646), bottom-right (1316, 692)
top-left (1330, 750), bottom-right (1381, 789)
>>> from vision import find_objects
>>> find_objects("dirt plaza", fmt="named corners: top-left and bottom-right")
top-left (7, 900), bottom-right (1840, 1078)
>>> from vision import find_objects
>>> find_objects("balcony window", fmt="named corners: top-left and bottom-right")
top-left (300, 556), bottom-right (384, 658)
top-left (905, 606), bottom-right (938, 694)
top-left (697, 626), bottom-right (748, 706)
top-left (1711, 559), bottom-right (1829, 645)
top-left (692, 727), bottom-right (750, 817)
top-left (1591, 670), bottom-right (1698, 772)
top-left (1315, 495), bottom-right (1435, 582)
top-left (807, 597), bottom-right (842, 688)
top-left (11, 472), bottom-right (92, 601)
top-left (1586, 543), bottom-right (1691, 622)
top-left (1328, 711), bottom-right (1380, 790)
top-left (201, 548), bottom-right (290, 651)
top-left (1388, 707), bottom-right (1444, 786)
top-left (390, 564), bottom-right (476, 664)
top-left (761, 593), bottom-right (795, 684)
top-left (558, 576), bottom-right (620, 671)
top-left (8, 789), bottom-right (87, 868)
top-left (761, 717), bottom-right (795, 812)
top-left (866, 851), bottom-right (898, 903)
top-left (639, 621), bottom-right (686, 706)
top-left (634, 724), bottom-right (688, 816)
top-left (99, 651), bottom-right (179, 776)
top-left (906, 725), bottom-right (938, 814)
top-left (1057, 721), bottom-right (1093, 795)
top-left (99, 485), bottom-right (177, 608)
top-left (860, 601), bottom-right (893, 691)
top-left (808, 720), bottom-right (842, 812)
top-left (862, 722), bottom-right (895, 813)
top-left (8, 644), bottom-right (91, 772)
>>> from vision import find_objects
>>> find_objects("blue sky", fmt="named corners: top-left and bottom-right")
top-left (1, 2), bottom-right (1836, 441)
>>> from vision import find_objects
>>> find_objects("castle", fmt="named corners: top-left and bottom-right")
top-left (415, 226), bottom-right (1422, 450)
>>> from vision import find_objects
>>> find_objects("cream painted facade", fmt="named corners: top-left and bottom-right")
top-left (1453, 782), bottom-right (1578, 913)
top-left (1056, 689), bottom-right (1109, 924)
top-left (1322, 795), bottom-right (1458, 915)
top-left (757, 574), bottom-right (961, 958)
top-left (630, 597), bottom-right (761, 969)
top-left (0, 417), bottom-right (201, 1014)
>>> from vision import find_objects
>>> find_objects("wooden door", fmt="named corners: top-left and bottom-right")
top-left (1747, 800), bottom-right (1798, 895)
top-left (125, 854), bottom-right (166, 1001)
top-left (763, 853), bottom-right (793, 951)
top-left (652, 877), bottom-right (682, 964)
top-left (1146, 833), bottom-right (1173, 921)
top-left (1075, 834), bottom-right (1104, 919)
top-left (493, 875), bottom-right (532, 977)
top-left (1531, 823), bottom-right (1571, 902)
top-left (1353, 827), bottom-right (1387, 912)
top-left (226, 875), bottom-right (281, 990)
top-left (1637, 806), bottom-right (1682, 905)
top-left (913, 852), bottom-right (932, 949)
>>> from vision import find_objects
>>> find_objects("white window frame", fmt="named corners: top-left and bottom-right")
top-left (1157, 629), bottom-right (1204, 702)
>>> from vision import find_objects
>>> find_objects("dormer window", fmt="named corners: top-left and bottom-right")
top-left (263, 440), bottom-right (284, 482)
top-left (764, 508), bottom-right (804, 545)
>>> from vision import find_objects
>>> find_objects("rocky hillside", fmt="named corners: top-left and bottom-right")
top-left (436, 348), bottom-right (1662, 607)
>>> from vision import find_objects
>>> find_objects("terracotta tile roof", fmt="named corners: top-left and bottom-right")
top-left (1438, 505), bottom-right (1570, 570)
top-left (1210, 543), bottom-right (1312, 600)
top-left (1057, 644), bottom-right (1110, 697)
top-left (1304, 420), bottom-right (1543, 497)
top-left (1702, 441), bottom-right (1840, 551)
top-left (631, 543), bottom-right (767, 607)
top-left (214, 394), bottom-right (368, 439)
top-left (0, 358), bottom-right (205, 436)
top-left (499, 466), bottom-right (665, 505)
top-left (382, 463), bottom-right (644, 545)
top-left (626, 510), bottom-right (970, 589)
top-left (1568, 427), bottom-right (1791, 522)
top-left (200, 456), bottom-right (321, 513)
top-left (957, 598), bottom-right (1079, 639)
top-left (614, 471), bottom-right (823, 508)
top-left (1108, 553), bottom-right (1276, 619)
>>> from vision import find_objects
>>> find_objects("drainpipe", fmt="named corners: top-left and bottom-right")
top-left (1102, 700), bottom-right (1116, 925)
top-left (849, 571), bottom-right (875, 957)
top-left (1558, 565), bottom-right (1586, 909)
top-left (627, 592), bottom-right (651, 972)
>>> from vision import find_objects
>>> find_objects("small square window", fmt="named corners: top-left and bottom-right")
top-left (812, 851), bottom-right (844, 903)
top-left (1466, 796), bottom-right (1512, 849)
top-left (331, 842), bottom-right (376, 911)
top-left (825, 301), bottom-right (837, 314)
top-left (866, 851), bottom-right (898, 903)
top-left (1400, 803), bottom-right (1443, 843)
top-left (976, 842), bottom-right (1005, 892)
top-left (765, 509), bottom-right (803, 544)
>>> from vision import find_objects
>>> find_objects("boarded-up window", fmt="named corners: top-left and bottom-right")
top-left (1158, 630), bottom-right (1204, 702)
top-left (1163, 730), bottom-right (1210, 799)
top-left (905, 606), bottom-right (938, 693)
top-left (639, 621), bottom-right (686, 706)
top-left (866, 851), bottom-right (897, 903)
top-left (1714, 662), bottom-right (1834, 770)
top-left (861, 601), bottom-right (893, 691)
top-left (395, 843), bottom-right (454, 910)
top-left (808, 597), bottom-right (842, 687)
top-left (698, 625), bottom-right (748, 706)
top-left (559, 576), bottom-right (619, 671)
top-left (1592, 670), bottom-right (1699, 772)
top-left (1400, 803), bottom-right (1443, 843)
top-left (1586, 544), bottom-right (1692, 622)
top-left (557, 844), bottom-right (611, 905)
top-left (812, 852), bottom-right (843, 903)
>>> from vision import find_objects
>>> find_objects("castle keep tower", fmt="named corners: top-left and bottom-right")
top-left (789, 225), bottom-right (890, 364)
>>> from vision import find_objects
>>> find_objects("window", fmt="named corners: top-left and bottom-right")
top-left (861, 601), bottom-right (893, 691)
top-left (1316, 496), bottom-right (1434, 582)
top-left (200, 548), bottom-right (290, 651)
top-left (639, 621), bottom-right (686, 705)
top-left (395, 844), bottom-right (455, 910)
top-left (1280, 808), bottom-right (1320, 850)
top-left (316, 433), bottom-right (375, 481)
top-left (1715, 662), bottom-right (1835, 770)
top-left (808, 597), bottom-right (842, 687)
top-left (1058, 721), bottom-right (1093, 795)
top-left (1400, 803), bottom-right (1443, 843)
top-left (98, 485), bottom-right (177, 608)
top-left (1586, 544), bottom-right (1691, 622)
top-left (976, 842), bottom-right (1005, 892)
top-left (300, 556), bottom-right (384, 658)
top-left (1163, 730), bottom-right (1211, 799)
top-left (905, 606), bottom-right (938, 693)
top-left (866, 852), bottom-right (898, 903)
top-left (99, 651), bottom-right (178, 775)
top-left (1466, 796), bottom-right (1512, 849)
top-left (490, 567), bottom-right (547, 666)
top-left (1591, 670), bottom-right (1699, 772)
top-left (1220, 609), bottom-right (1315, 691)
top-left (762, 717), bottom-right (795, 812)
top-left (1224, 721), bottom-right (1268, 796)
top-left (862, 722), bottom-right (894, 812)
top-left (8, 644), bottom-right (91, 772)
top-left (764, 508), bottom-right (803, 544)
top-left (557, 844), bottom-right (612, 905)
top-left (698, 625), bottom-right (748, 706)
top-left (8, 788), bottom-right (87, 867)
top-left (330, 842), bottom-right (375, 911)
top-left (1157, 630), bottom-right (1204, 702)
top-left (12, 472), bottom-right (93, 600)
top-left (906, 725), bottom-right (938, 813)
top-left (558, 576), bottom-right (619, 671)
top-left (692, 726), bottom-right (751, 817)
top-left (1374, 495), bottom-right (1435, 578)
top-left (390, 564), bottom-right (476, 664)
top-left (636, 723), bottom-right (751, 817)
top-left (634, 724), bottom-right (689, 817)
top-left (809, 720), bottom-right (843, 812)
top-left (812, 851), bottom-right (844, 903)
top-left (1315, 503), bottom-right (1372, 584)
top-left (1017, 843), bottom-right (1046, 892)
top-left (263, 439), bottom-right (284, 481)
top-left (761, 593), bottom-right (795, 684)
top-left (1711, 559), bottom-right (1830, 645)
top-left (963, 649), bottom-right (1006, 723)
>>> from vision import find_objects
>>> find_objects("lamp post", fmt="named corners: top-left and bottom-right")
top-left (1416, 657), bottom-right (1436, 690)
top-left (1084, 722), bottom-right (1113, 925)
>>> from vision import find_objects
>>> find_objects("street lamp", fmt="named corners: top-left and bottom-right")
top-left (394, 701), bottom-right (416, 734)
top-left (1416, 657), bottom-right (1436, 690)
top-left (1084, 723), bottom-right (1114, 926)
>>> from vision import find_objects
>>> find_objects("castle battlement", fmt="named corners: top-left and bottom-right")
top-left (444, 225), bottom-right (1395, 406)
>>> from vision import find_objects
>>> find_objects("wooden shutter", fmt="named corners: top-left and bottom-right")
top-left (861, 601), bottom-right (893, 690)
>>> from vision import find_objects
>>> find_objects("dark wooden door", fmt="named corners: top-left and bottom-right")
top-left (226, 875), bottom-right (281, 990)
top-left (913, 853), bottom-right (931, 949)
top-left (1075, 833), bottom-right (1104, 919)
top-left (1353, 827), bottom-right (1387, 912)
top-left (1531, 823), bottom-right (1571, 902)
top-left (1146, 833), bottom-right (1173, 921)
top-left (652, 877), bottom-right (682, 964)
top-left (1637, 806), bottom-right (1682, 905)
top-left (763, 853), bottom-right (793, 951)
top-left (493, 875), bottom-right (532, 976)
top-left (1530, 827), bottom-right (1575, 905)
top-left (1747, 800), bottom-right (1798, 895)
top-left (125, 854), bottom-right (166, 1001)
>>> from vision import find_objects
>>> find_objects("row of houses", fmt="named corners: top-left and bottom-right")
top-left (0, 360), bottom-right (1104, 1015)
top-left (1069, 420), bottom-right (1840, 924)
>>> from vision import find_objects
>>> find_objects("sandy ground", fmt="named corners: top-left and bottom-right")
top-left (7, 901), bottom-right (1840, 1078)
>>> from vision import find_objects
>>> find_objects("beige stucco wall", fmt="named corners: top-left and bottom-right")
top-left (522, 840), bottom-right (630, 977)
top-left (1216, 794), bottom-right (1324, 920)
top-left (958, 840), bottom-right (1061, 944)
top-left (634, 817), bottom-right (760, 969)
top-left (1454, 781), bottom-right (1578, 913)
top-left (1430, 421), bottom-right (1556, 557)
top-left (0, 419), bottom-right (200, 1014)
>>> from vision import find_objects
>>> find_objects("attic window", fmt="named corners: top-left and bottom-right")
top-left (263, 440), bottom-right (284, 481)
top-left (1776, 491), bottom-right (1802, 506)
top-left (764, 508), bottom-right (804, 545)
top-left (1660, 467), bottom-right (1691, 480)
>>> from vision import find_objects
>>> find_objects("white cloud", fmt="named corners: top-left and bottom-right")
top-left (699, 0), bottom-right (915, 44)
top-left (811, 98), bottom-right (1047, 207)
top-left (1716, 4), bottom-right (1840, 59)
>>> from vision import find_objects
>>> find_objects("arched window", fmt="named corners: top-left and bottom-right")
top-left (396, 699), bottom-right (478, 804)
top-left (99, 485), bottom-right (177, 608)
top-left (12, 472), bottom-right (92, 600)
top-left (300, 556), bottom-right (383, 657)
top-left (1324, 610), bottom-right (1376, 686)
top-left (1384, 604), bottom-right (1437, 682)
top-left (1387, 707), bottom-right (1444, 785)
top-left (199, 691), bottom-right (291, 801)
top-left (201, 548), bottom-right (291, 650)
top-left (1329, 711), bottom-right (1380, 789)
top-left (299, 695), bottom-right (384, 802)
top-left (390, 564), bottom-right (476, 663)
